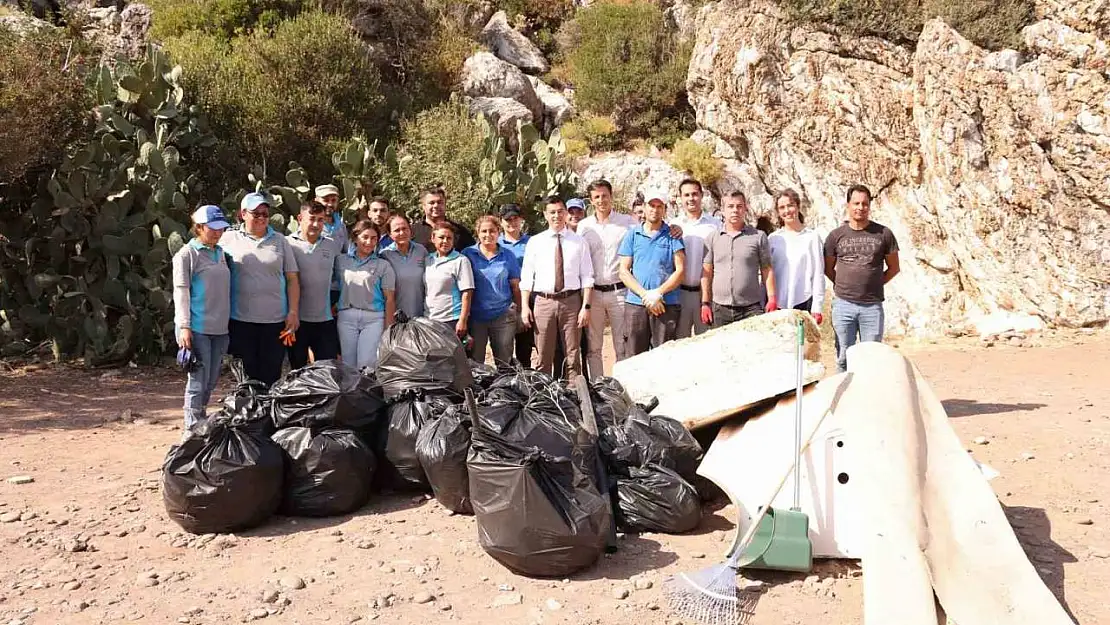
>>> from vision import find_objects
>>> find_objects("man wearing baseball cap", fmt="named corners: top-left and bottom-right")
top-left (498, 204), bottom-right (534, 367)
top-left (221, 192), bottom-right (301, 386)
top-left (315, 184), bottom-right (348, 251)
top-left (173, 205), bottom-right (232, 428)
top-left (617, 189), bottom-right (686, 356)
top-left (286, 201), bottom-right (342, 370)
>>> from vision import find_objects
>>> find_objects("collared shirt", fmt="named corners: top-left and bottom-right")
top-left (498, 233), bottom-right (530, 264)
top-left (336, 251), bottom-right (395, 314)
top-left (617, 223), bottom-right (685, 306)
top-left (412, 219), bottom-right (476, 253)
top-left (172, 240), bottom-right (231, 335)
top-left (344, 232), bottom-right (393, 256)
top-left (221, 226), bottom-right (299, 324)
top-left (577, 211), bottom-right (639, 287)
top-left (823, 221), bottom-right (898, 304)
top-left (704, 225), bottom-right (771, 307)
top-left (673, 212), bottom-right (722, 286)
top-left (322, 212), bottom-right (348, 251)
top-left (424, 250), bottom-right (475, 322)
top-left (769, 227), bottom-right (826, 312)
top-left (519, 227), bottom-right (594, 293)
top-left (462, 244), bottom-right (521, 323)
top-left (286, 233), bottom-right (342, 323)
top-left (380, 242), bottom-right (429, 320)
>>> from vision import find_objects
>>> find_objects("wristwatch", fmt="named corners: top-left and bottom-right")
top-left (584, 304), bottom-right (592, 310)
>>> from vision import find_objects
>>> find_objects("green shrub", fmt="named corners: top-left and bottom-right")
top-left (0, 27), bottom-right (91, 188)
top-left (560, 113), bottom-right (620, 157)
top-left (560, 0), bottom-right (694, 141)
top-left (147, 0), bottom-right (308, 40)
top-left (779, 0), bottom-right (1034, 50)
top-left (669, 139), bottom-right (724, 187)
top-left (164, 10), bottom-right (388, 194)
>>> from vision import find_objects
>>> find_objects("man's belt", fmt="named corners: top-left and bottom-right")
top-left (594, 283), bottom-right (623, 292)
top-left (679, 284), bottom-right (701, 292)
top-left (537, 289), bottom-right (582, 300)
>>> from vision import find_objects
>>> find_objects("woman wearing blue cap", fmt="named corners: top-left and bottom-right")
top-left (172, 205), bottom-right (232, 428)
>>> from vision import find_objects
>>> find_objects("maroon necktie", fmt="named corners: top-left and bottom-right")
top-left (554, 233), bottom-right (564, 292)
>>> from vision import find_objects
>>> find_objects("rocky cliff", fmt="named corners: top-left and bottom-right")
top-left (675, 0), bottom-right (1110, 337)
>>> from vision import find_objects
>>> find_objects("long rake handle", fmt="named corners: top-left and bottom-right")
top-left (727, 403), bottom-right (833, 567)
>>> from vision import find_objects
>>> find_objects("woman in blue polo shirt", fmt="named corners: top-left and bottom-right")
top-left (172, 205), bottom-right (232, 428)
top-left (462, 216), bottom-right (521, 366)
top-left (424, 224), bottom-right (475, 339)
top-left (336, 220), bottom-right (396, 370)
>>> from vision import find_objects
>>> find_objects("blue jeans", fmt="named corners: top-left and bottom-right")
top-left (337, 308), bottom-right (385, 370)
top-left (184, 333), bottom-right (230, 428)
top-left (831, 299), bottom-right (884, 373)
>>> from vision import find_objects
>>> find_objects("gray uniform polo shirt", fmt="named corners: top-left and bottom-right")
top-left (172, 240), bottom-right (231, 335)
top-left (221, 227), bottom-right (299, 324)
top-left (287, 233), bottom-right (341, 323)
top-left (380, 242), bottom-right (429, 320)
top-left (704, 226), bottom-right (771, 307)
top-left (424, 251), bottom-right (475, 322)
top-left (335, 252), bottom-right (396, 314)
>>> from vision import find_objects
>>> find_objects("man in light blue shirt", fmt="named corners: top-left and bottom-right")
top-left (618, 190), bottom-right (686, 356)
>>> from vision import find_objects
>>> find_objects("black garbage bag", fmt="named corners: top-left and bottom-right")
top-left (605, 407), bottom-right (703, 482)
top-left (216, 358), bottom-right (274, 437)
top-left (270, 360), bottom-right (386, 431)
top-left (589, 377), bottom-right (635, 429)
top-left (371, 391), bottom-right (456, 491)
top-left (415, 404), bottom-right (472, 514)
top-left (615, 464), bottom-right (702, 534)
top-left (162, 416), bottom-right (285, 534)
top-left (487, 369), bottom-right (559, 400)
top-left (376, 313), bottom-right (473, 399)
top-left (469, 421), bottom-right (611, 577)
top-left (272, 427), bottom-right (376, 517)
top-left (468, 360), bottom-right (500, 390)
top-left (475, 388), bottom-right (582, 460)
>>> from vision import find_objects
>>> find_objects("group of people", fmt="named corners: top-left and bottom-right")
top-left (172, 178), bottom-right (900, 427)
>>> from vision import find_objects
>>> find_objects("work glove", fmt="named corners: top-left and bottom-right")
top-left (700, 303), bottom-right (713, 325)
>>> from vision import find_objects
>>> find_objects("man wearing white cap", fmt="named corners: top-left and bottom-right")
top-left (672, 177), bottom-right (722, 339)
top-left (617, 189), bottom-right (686, 356)
top-left (315, 184), bottom-right (348, 251)
top-left (221, 192), bottom-right (301, 387)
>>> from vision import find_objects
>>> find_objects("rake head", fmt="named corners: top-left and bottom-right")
top-left (662, 562), bottom-right (762, 625)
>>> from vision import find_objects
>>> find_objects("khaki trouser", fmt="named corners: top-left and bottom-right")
top-left (624, 302), bottom-right (680, 356)
top-left (534, 291), bottom-right (584, 380)
top-left (586, 287), bottom-right (628, 378)
top-left (676, 287), bottom-right (709, 339)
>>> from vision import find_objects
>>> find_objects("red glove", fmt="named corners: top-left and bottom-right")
top-left (700, 303), bottom-right (713, 326)
top-left (765, 299), bottom-right (779, 313)
top-left (814, 312), bottom-right (824, 325)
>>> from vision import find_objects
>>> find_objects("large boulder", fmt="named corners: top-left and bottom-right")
top-left (460, 51), bottom-right (545, 129)
top-left (686, 0), bottom-right (1110, 337)
top-left (464, 96), bottom-right (533, 148)
top-left (100, 2), bottom-right (151, 63)
top-left (480, 10), bottom-right (549, 74)
top-left (0, 13), bottom-right (53, 34)
top-left (528, 76), bottom-right (573, 128)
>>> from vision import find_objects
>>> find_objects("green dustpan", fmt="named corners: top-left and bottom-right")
top-left (733, 318), bottom-right (814, 573)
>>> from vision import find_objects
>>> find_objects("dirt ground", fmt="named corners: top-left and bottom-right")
top-left (0, 330), bottom-right (1107, 625)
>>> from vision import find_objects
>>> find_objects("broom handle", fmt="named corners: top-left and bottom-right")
top-left (728, 403), bottom-right (832, 566)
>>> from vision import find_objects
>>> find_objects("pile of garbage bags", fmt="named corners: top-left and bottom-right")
top-left (162, 315), bottom-right (703, 577)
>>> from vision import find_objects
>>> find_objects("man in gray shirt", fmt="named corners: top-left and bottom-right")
top-left (702, 191), bottom-right (778, 327)
top-left (286, 202), bottom-right (342, 369)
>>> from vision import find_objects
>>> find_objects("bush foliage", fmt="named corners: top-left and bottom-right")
top-left (147, 0), bottom-right (308, 40)
top-left (560, 113), bottom-right (620, 158)
top-left (669, 139), bottom-right (723, 188)
top-left (779, 0), bottom-right (1035, 50)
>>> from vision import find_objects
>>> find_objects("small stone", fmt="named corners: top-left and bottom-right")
top-left (279, 576), bottom-right (306, 590)
top-left (63, 581), bottom-right (82, 591)
top-left (545, 598), bottom-right (562, 611)
top-left (689, 552), bottom-right (706, 559)
top-left (1009, 336), bottom-right (1023, 346)
top-left (249, 608), bottom-right (269, 620)
top-left (378, 565), bottom-right (394, 574)
top-left (973, 436), bottom-right (990, 445)
top-left (356, 540), bottom-right (375, 550)
top-left (439, 604), bottom-right (452, 612)
top-left (416, 528), bottom-right (433, 536)
top-left (646, 602), bottom-right (661, 610)
top-left (1020, 452), bottom-right (1035, 461)
top-left (1076, 518), bottom-right (1094, 526)
top-left (739, 579), bottom-right (766, 592)
top-left (261, 589), bottom-right (280, 604)
top-left (0, 512), bottom-right (19, 523)
top-left (634, 578), bottom-right (653, 590)
top-left (64, 538), bottom-right (88, 553)
top-left (136, 575), bottom-right (159, 588)
top-left (412, 591), bottom-right (435, 604)
top-left (498, 584), bottom-right (515, 592)
top-left (612, 587), bottom-right (630, 600)
top-left (492, 592), bottom-right (523, 607)
top-left (7, 476), bottom-right (34, 485)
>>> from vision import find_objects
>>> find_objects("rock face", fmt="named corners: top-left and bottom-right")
top-left (481, 10), bottom-right (549, 74)
top-left (461, 51), bottom-right (545, 129)
top-left (686, 0), bottom-right (1110, 337)
top-left (100, 2), bottom-right (151, 63)
top-left (464, 96), bottom-right (532, 147)
top-left (528, 76), bottom-right (574, 128)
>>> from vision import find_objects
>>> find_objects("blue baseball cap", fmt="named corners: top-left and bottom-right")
top-left (240, 192), bottom-right (270, 213)
top-left (191, 205), bottom-right (230, 230)
top-left (566, 197), bottom-right (586, 213)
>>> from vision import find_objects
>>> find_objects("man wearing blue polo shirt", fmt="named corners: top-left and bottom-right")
top-left (498, 204), bottom-right (533, 367)
top-left (617, 190), bottom-right (686, 356)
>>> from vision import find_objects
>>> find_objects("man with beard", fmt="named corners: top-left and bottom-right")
top-left (285, 202), bottom-right (342, 368)
top-left (314, 184), bottom-right (348, 252)
top-left (672, 178), bottom-right (722, 339)
top-left (410, 186), bottom-right (476, 252)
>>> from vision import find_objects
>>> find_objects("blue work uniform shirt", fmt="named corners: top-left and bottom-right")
top-left (617, 223), bottom-right (685, 307)
top-left (462, 244), bottom-right (521, 323)
top-left (498, 233), bottom-right (530, 264)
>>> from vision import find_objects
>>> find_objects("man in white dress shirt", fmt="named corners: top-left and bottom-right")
top-left (672, 178), bottom-right (722, 338)
top-left (520, 196), bottom-right (595, 379)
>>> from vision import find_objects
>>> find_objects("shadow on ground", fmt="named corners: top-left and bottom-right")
top-left (942, 399), bottom-right (1047, 418)
top-left (1005, 505), bottom-right (1080, 623)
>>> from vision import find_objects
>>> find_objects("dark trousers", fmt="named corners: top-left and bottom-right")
top-left (287, 319), bottom-right (340, 370)
top-left (229, 319), bottom-right (286, 387)
top-left (624, 303), bottom-right (679, 357)
top-left (793, 298), bottom-right (812, 312)
top-left (514, 293), bottom-right (537, 369)
top-left (711, 302), bottom-right (763, 328)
